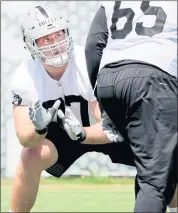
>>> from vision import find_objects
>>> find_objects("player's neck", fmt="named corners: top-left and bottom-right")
top-left (43, 63), bottom-right (68, 81)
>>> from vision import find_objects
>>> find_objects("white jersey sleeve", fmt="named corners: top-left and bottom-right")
top-left (74, 45), bottom-right (97, 102)
top-left (10, 60), bottom-right (38, 105)
top-left (99, 1), bottom-right (177, 77)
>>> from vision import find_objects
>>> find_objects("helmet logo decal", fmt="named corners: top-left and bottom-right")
top-left (36, 6), bottom-right (49, 18)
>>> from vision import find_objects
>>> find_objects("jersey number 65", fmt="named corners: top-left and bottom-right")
top-left (110, 1), bottom-right (167, 39)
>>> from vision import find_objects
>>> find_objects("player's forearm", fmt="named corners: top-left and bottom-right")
top-left (82, 122), bottom-right (110, 144)
top-left (17, 125), bottom-right (47, 147)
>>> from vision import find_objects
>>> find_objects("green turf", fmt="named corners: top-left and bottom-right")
top-left (1, 176), bottom-right (135, 185)
top-left (1, 177), bottom-right (135, 212)
top-left (1, 177), bottom-right (173, 212)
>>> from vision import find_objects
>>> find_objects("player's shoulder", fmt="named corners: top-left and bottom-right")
top-left (73, 44), bottom-right (85, 59)
top-left (10, 58), bottom-right (41, 105)
top-left (72, 44), bottom-right (96, 102)
top-left (13, 58), bottom-right (43, 84)
top-left (100, 1), bottom-right (115, 18)
top-left (12, 59), bottom-right (31, 88)
top-left (73, 44), bottom-right (87, 74)
top-left (11, 58), bottom-right (42, 97)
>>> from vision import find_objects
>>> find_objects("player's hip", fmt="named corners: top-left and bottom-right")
top-left (97, 59), bottom-right (177, 102)
top-left (98, 59), bottom-right (176, 81)
top-left (96, 59), bottom-right (177, 143)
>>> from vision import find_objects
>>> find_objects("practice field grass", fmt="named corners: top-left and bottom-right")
top-left (1, 177), bottom-right (135, 212)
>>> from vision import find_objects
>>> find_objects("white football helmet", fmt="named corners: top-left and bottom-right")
top-left (21, 5), bottom-right (73, 67)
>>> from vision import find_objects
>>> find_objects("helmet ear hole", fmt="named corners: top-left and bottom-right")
top-left (31, 54), bottom-right (35, 60)
top-left (23, 36), bottom-right (26, 42)
top-left (32, 41), bottom-right (36, 47)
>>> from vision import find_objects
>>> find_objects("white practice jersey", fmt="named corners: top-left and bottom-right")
top-left (100, 1), bottom-right (177, 77)
top-left (10, 44), bottom-right (96, 127)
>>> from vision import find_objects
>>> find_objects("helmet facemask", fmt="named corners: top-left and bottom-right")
top-left (25, 29), bottom-right (73, 67)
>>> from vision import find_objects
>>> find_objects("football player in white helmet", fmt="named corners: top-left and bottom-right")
top-left (21, 5), bottom-right (73, 68)
top-left (9, 5), bottom-right (135, 212)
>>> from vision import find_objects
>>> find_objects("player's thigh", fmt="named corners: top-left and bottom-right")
top-left (45, 141), bottom-right (93, 178)
top-left (96, 66), bottom-right (130, 139)
top-left (126, 72), bottom-right (177, 195)
top-left (21, 138), bottom-right (58, 170)
top-left (45, 123), bottom-right (92, 177)
top-left (101, 142), bottom-right (135, 166)
top-left (129, 93), bottom-right (177, 204)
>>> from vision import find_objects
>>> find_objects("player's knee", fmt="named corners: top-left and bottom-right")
top-left (20, 147), bottom-right (44, 171)
top-left (20, 139), bottom-right (58, 171)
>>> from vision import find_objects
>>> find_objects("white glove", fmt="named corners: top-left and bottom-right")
top-left (28, 100), bottom-right (61, 131)
top-left (101, 110), bottom-right (124, 143)
top-left (57, 108), bottom-right (86, 142)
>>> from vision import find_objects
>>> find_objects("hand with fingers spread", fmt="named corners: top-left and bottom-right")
top-left (57, 108), bottom-right (86, 142)
top-left (28, 100), bottom-right (61, 134)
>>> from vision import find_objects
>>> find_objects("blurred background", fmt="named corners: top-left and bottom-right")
top-left (1, 1), bottom-right (136, 211)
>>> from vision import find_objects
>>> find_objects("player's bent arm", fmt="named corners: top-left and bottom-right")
top-left (13, 104), bottom-right (47, 147)
top-left (85, 6), bottom-right (108, 89)
top-left (81, 101), bottom-right (110, 145)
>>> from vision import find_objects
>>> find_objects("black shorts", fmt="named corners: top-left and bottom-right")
top-left (45, 121), bottom-right (135, 178)
top-left (96, 60), bottom-right (177, 203)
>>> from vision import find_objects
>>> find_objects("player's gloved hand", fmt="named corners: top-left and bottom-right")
top-left (101, 110), bottom-right (124, 143)
top-left (57, 108), bottom-right (86, 142)
top-left (28, 100), bottom-right (61, 134)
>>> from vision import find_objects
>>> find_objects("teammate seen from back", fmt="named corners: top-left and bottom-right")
top-left (85, 1), bottom-right (177, 212)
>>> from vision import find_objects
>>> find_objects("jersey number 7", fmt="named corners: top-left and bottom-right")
top-left (110, 1), bottom-right (167, 39)
top-left (43, 95), bottom-right (90, 127)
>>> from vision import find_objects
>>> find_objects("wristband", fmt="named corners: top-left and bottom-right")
top-left (35, 127), bottom-right (48, 135)
top-left (76, 128), bottom-right (87, 142)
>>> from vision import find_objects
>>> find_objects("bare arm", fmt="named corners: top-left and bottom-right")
top-left (13, 104), bottom-right (47, 147)
top-left (81, 101), bottom-right (110, 144)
